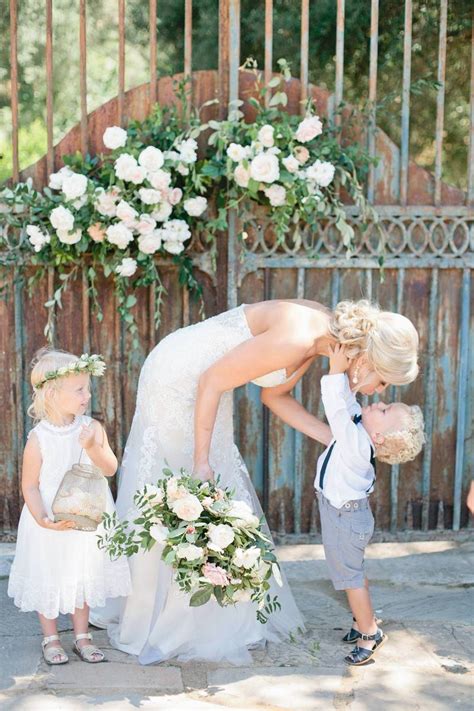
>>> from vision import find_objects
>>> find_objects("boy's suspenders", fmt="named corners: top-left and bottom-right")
top-left (318, 414), bottom-right (376, 494)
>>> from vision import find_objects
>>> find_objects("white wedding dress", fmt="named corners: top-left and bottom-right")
top-left (93, 304), bottom-right (304, 664)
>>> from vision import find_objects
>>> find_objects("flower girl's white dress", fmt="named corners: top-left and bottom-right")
top-left (8, 415), bottom-right (132, 619)
top-left (93, 305), bottom-right (305, 664)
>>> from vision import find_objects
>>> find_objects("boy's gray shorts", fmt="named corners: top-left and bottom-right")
top-left (317, 492), bottom-right (374, 591)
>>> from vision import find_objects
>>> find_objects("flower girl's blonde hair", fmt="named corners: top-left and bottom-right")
top-left (329, 300), bottom-right (419, 386)
top-left (28, 347), bottom-right (79, 422)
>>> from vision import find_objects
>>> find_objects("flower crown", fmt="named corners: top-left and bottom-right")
top-left (34, 354), bottom-right (106, 390)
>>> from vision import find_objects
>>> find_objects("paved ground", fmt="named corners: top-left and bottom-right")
top-left (0, 538), bottom-right (473, 710)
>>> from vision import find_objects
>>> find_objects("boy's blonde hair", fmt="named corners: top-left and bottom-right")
top-left (375, 405), bottom-right (425, 465)
top-left (329, 300), bottom-right (419, 386)
top-left (28, 347), bottom-right (81, 422)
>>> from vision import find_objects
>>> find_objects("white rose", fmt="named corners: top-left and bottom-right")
top-left (264, 184), bottom-right (287, 207)
top-left (139, 188), bottom-right (162, 205)
top-left (50, 205), bottom-right (74, 232)
top-left (62, 173), bottom-right (88, 201)
top-left (171, 494), bottom-right (203, 521)
top-left (306, 159), bottom-right (335, 188)
top-left (177, 138), bottom-right (198, 164)
top-left (232, 589), bottom-right (252, 603)
top-left (233, 164), bottom-right (250, 188)
top-left (257, 124), bottom-right (274, 148)
top-left (207, 523), bottom-right (235, 553)
top-left (162, 219), bottom-right (191, 243)
top-left (116, 200), bottom-right (138, 224)
top-left (144, 484), bottom-right (164, 505)
top-left (164, 149), bottom-right (180, 163)
top-left (72, 194), bottom-right (88, 210)
top-left (175, 543), bottom-right (203, 561)
top-left (114, 154), bottom-right (146, 184)
top-left (227, 143), bottom-right (248, 162)
top-left (148, 169), bottom-right (172, 191)
top-left (103, 125), bottom-right (128, 150)
top-left (166, 478), bottom-right (190, 504)
top-left (138, 146), bottom-right (164, 172)
top-left (94, 187), bottom-right (120, 217)
top-left (48, 166), bottom-right (74, 190)
top-left (56, 228), bottom-right (82, 245)
top-left (163, 241), bottom-right (184, 255)
top-left (232, 546), bottom-right (261, 570)
top-left (115, 257), bottom-right (137, 278)
top-left (249, 152), bottom-right (280, 184)
top-left (26, 225), bottom-right (50, 252)
top-left (282, 155), bottom-right (299, 174)
top-left (138, 230), bottom-right (162, 255)
top-left (135, 214), bottom-right (156, 235)
top-left (105, 223), bottom-right (134, 249)
top-left (168, 188), bottom-right (182, 205)
top-left (295, 115), bottom-right (323, 143)
top-left (183, 196), bottom-right (207, 217)
top-left (149, 522), bottom-right (169, 545)
top-left (227, 500), bottom-right (259, 528)
top-left (151, 202), bottom-right (173, 222)
top-left (176, 163), bottom-right (189, 176)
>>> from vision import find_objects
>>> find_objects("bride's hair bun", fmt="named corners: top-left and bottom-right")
top-left (329, 299), bottom-right (419, 386)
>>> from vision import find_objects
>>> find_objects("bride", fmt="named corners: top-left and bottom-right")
top-left (94, 298), bottom-right (419, 664)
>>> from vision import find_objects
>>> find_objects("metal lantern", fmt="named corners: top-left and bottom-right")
top-left (52, 463), bottom-right (108, 531)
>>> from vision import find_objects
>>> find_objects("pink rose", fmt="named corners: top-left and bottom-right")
top-left (295, 115), bottom-right (323, 143)
top-left (202, 562), bottom-right (229, 587)
top-left (87, 222), bottom-right (106, 242)
top-left (294, 146), bottom-right (310, 164)
top-left (169, 188), bottom-right (183, 205)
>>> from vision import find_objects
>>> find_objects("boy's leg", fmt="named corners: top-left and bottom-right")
top-left (345, 585), bottom-right (378, 650)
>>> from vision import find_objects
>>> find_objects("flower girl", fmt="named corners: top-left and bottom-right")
top-left (8, 348), bottom-right (131, 665)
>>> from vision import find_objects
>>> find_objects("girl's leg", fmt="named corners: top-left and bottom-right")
top-left (38, 613), bottom-right (66, 663)
top-left (71, 604), bottom-right (103, 661)
top-left (345, 586), bottom-right (378, 650)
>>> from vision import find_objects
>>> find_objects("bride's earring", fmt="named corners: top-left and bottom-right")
top-left (352, 365), bottom-right (360, 385)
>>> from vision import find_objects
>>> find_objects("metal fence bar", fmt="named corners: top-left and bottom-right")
top-left (300, 0), bottom-right (309, 112)
top-left (367, 0), bottom-right (379, 203)
top-left (9, 0), bottom-right (19, 181)
top-left (228, 0), bottom-right (240, 106)
top-left (79, 0), bottom-right (88, 157)
top-left (264, 0), bottom-right (273, 107)
top-left (468, 10), bottom-right (474, 205)
top-left (149, 0), bottom-right (157, 106)
top-left (118, 0), bottom-right (126, 125)
top-left (334, 0), bottom-right (345, 130)
top-left (421, 268), bottom-right (439, 530)
top-left (45, 0), bottom-right (54, 175)
top-left (453, 269), bottom-right (471, 529)
top-left (400, 0), bottom-right (413, 205)
top-left (293, 267), bottom-right (306, 533)
top-left (434, 0), bottom-right (448, 206)
top-left (184, 0), bottom-right (193, 113)
top-left (390, 267), bottom-right (405, 532)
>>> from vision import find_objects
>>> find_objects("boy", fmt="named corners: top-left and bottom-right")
top-left (314, 344), bottom-right (425, 666)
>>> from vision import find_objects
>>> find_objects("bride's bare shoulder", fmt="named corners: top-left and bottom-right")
top-left (243, 299), bottom-right (331, 339)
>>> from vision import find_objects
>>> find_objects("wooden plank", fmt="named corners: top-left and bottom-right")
top-left (149, 0), bottom-right (157, 107)
top-left (264, 0), bottom-right (273, 107)
top-left (434, 0), bottom-right (448, 206)
top-left (367, 0), bottom-right (379, 202)
top-left (400, 0), bottom-right (413, 205)
top-left (468, 10), bottom-right (474, 205)
top-left (300, 0), bottom-right (309, 112)
top-left (334, 0), bottom-right (345, 130)
top-left (118, 0), bottom-right (126, 125)
top-left (184, 0), bottom-right (193, 114)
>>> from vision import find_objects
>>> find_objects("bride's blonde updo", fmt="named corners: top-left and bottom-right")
top-left (328, 300), bottom-right (419, 386)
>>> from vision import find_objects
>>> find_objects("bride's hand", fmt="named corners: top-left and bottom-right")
top-left (192, 462), bottom-right (215, 483)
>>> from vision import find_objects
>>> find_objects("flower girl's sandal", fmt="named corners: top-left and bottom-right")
top-left (73, 633), bottom-right (106, 663)
top-left (41, 635), bottom-right (69, 665)
top-left (344, 629), bottom-right (387, 666)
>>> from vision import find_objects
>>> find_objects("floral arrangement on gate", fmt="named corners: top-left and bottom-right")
top-left (0, 62), bottom-right (379, 346)
top-left (203, 59), bottom-right (378, 247)
top-left (97, 468), bottom-right (282, 623)
top-left (0, 87), bottom-right (222, 346)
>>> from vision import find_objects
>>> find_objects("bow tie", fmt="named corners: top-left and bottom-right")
top-left (353, 414), bottom-right (362, 425)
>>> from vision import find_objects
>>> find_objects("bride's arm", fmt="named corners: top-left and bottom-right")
top-left (193, 327), bottom-right (310, 479)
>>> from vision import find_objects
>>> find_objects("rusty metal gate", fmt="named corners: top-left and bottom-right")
top-left (1, 0), bottom-right (472, 536)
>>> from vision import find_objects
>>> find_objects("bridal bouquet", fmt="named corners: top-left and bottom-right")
top-left (98, 468), bottom-right (282, 623)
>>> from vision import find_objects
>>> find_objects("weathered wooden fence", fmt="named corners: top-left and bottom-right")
top-left (1, 0), bottom-right (472, 536)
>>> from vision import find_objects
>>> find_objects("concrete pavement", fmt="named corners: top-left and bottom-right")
top-left (0, 538), bottom-right (473, 710)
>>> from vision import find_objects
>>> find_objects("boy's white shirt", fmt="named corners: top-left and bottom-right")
top-left (314, 373), bottom-right (376, 509)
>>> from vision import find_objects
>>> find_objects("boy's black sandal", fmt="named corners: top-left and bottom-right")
top-left (342, 617), bottom-right (361, 643)
top-left (344, 629), bottom-right (387, 666)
